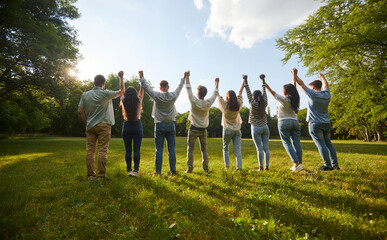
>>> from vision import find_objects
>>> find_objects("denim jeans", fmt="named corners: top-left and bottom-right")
top-left (251, 124), bottom-right (270, 167)
top-left (309, 122), bottom-right (338, 167)
top-left (122, 120), bottom-right (143, 173)
top-left (222, 129), bottom-right (242, 169)
top-left (155, 122), bottom-right (176, 174)
top-left (278, 119), bottom-right (302, 164)
top-left (187, 128), bottom-right (208, 171)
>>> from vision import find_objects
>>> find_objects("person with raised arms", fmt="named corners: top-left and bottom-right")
top-left (264, 72), bottom-right (304, 172)
top-left (78, 73), bottom-right (124, 180)
top-left (139, 71), bottom-right (185, 176)
top-left (119, 71), bottom-right (144, 177)
top-left (217, 79), bottom-right (245, 170)
top-left (292, 69), bottom-right (339, 171)
top-left (185, 71), bottom-right (219, 174)
top-left (243, 74), bottom-right (270, 171)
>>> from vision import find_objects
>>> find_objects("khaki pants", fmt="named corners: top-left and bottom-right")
top-left (187, 128), bottom-right (208, 171)
top-left (86, 123), bottom-right (111, 177)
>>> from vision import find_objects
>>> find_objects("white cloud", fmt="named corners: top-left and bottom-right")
top-left (194, 0), bottom-right (204, 10)
top-left (198, 0), bottom-right (322, 49)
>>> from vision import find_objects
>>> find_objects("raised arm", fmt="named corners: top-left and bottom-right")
top-left (260, 74), bottom-right (276, 97)
top-left (138, 70), bottom-right (158, 99)
top-left (138, 84), bottom-right (144, 100)
top-left (318, 73), bottom-right (329, 90)
top-left (185, 71), bottom-right (195, 102)
top-left (291, 68), bottom-right (297, 86)
top-left (292, 68), bottom-right (307, 92)
top-left (172, 72), bottom-right (186, 97)
top-left (238, 80), bottom-right (244, 96)
top-left (243, 75), bottom-right (253, 104)
top-left (118, 71), bottom-right (125, 96)
top-left (215, 77), bottom-right (220, 97)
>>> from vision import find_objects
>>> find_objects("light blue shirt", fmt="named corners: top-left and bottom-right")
top-left (305, 87), bottom-right (331, 123)
top-left (78, 87), bottom-right (119, 130)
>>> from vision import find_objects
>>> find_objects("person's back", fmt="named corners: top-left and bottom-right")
top-left (78, 74), bottom-right (122, 180)
top-left (305, 88), bottom-right (331, 123)
top-left (81, 88), bottom-right (117, 130)
top-left (139, 71), bottom-right (185, 175)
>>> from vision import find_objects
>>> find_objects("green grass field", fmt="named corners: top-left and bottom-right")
top-left (0, 137), bottom-right (386, 239)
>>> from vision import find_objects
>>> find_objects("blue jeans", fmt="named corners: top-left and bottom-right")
top-left (251, 124), bottom-right (270, 167)
top-left (122, 120), bottom-right (143, 173)
top-left (309, 122), bottom-right (338, 167)
top-left (155, 122), bottom-right (176, 174)
top-left (222, 129), bottom-right (242, 169)
top-left (278, 119), bottom-right (302, 163)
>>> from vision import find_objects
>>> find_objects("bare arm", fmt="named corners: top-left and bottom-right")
top-left (118, 71), bottom-right (125, 97)
top-left (138, 85), bottom-right (144, 100)
top-left (291, 68), bottom-right (297, 86)
top-left (78, 107), bottom-right (86, 125)
top-left (318, 73), bottom-right (329, 90)
top-left (295, 75), bottom-right (307, 92)
top-left (215, 77), bottom-right (220, 97)
top-left (238, 81), bottom-right (244, 96)
top-left (260, 74), bottom-right (276, 96)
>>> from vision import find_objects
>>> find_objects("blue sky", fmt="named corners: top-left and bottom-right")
top-left (70, 0), bottom-right (323, 114)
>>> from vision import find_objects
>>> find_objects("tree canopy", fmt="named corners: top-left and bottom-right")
top-left (0, 0), bottom-right (80, 133)
top-left (276, 0), bottom-right (386, 141)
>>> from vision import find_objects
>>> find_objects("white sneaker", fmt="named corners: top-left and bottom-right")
top-left (290, 166), bottom-right (296, 171)
top-left (127, 171), bottom-right (133, 176)
top-left (132, 172), bottom-right (139, 177)
top-left (295, 165), bottom-right (304, 172)
top-left (88, 176), bottom-right (95, 181)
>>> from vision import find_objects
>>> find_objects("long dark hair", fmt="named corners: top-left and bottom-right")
top-left (121, 87), bottom-right (141, 122)
top-left (283, 84), bottom-right (300, 113)
top-left (226, 90), bottom-right (240, 111)
top-left (253, 90), bottom-right (265, 118)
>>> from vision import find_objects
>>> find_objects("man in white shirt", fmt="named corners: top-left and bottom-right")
top-left (185, 71), bottom-right (219, 173)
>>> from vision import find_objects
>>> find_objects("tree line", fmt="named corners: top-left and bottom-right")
top-left (1, 0), bottom-right (385, 141)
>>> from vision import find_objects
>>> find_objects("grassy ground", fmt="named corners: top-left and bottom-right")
top-left (0, 137), bottom-right (386, 239)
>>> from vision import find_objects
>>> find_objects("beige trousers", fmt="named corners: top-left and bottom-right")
top-left (85, 122), bottom-right (111, 177)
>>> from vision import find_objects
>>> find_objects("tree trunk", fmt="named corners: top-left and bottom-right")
top-left (364, 126), bottom-right (370, 142)
top-left (376, 123), bottom-right (385, 141)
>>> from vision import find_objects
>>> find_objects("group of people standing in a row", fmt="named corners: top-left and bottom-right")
top-left (78, 68), bottom-right (339, 180)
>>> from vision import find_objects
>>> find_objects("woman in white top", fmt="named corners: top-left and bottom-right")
top-left (217, 81), bottom-right (244, 170)
top-left (264, 71), bottom-right (304, 172)
top-left (119, 71), bottom-right (144, 177)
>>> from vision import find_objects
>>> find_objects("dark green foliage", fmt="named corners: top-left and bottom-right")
top-left (276, 0), bottom-right (387, 141)
top-left (0, 0), bottom-right (80, 134)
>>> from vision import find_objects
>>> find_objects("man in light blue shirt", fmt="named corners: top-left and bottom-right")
top-left (139, 71), bottom-right (185, 176)
top-left (78, 74), bottom-right (123, 180)
top-left (293, 70), bottom-right (339, 171)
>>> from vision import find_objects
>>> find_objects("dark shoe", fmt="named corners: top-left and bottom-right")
top-left (171, 171), bottom-right (178, 176)
top-left (264, 166), bottom-right (269, 171)
top-left (319, 166), bottom-right (333, 171)
top-left (332, 166), bottom-right (340, 170)
top-left (185, 169), bottom-right (192, 174)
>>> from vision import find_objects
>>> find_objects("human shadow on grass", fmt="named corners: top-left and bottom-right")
top-left (178, 170), bottom-right (384, 239)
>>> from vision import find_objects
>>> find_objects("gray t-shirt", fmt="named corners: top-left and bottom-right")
top-left (79, 87), bottom-right (119, 130)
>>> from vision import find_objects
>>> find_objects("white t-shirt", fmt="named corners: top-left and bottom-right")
top-left (274, 93), bottom-right (297, 120)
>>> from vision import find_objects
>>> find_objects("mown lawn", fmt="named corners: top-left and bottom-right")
top-left (0, 137), bottom-right (386, 239)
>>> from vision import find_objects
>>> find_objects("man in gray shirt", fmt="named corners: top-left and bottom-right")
top-left (78, 73), bottom-right (123, 180)
top-left (139, 71), bottom-right (185, 175)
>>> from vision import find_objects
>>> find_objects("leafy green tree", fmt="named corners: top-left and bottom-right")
top-left (0, 0), bottom-right (80, 134)
top-left (276, 0), bottom-right (386, 141)
top-left (175, 112), bottom-right (189, 136)
top-left (208, 107), bottom-right (222, 138)
top-left (297, 108), bottom-right (309, 138)
top-left (240, 107), bottom-right (251, 138)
